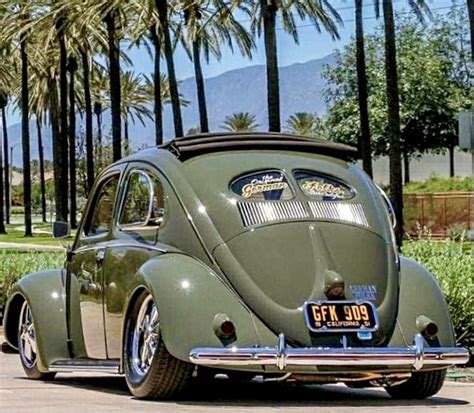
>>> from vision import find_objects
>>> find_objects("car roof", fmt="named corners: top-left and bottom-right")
top-left (160, 132), bottom-right (357, 161)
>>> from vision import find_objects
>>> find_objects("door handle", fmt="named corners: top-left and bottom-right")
top-left (96, 249), bottom-right (106, 265)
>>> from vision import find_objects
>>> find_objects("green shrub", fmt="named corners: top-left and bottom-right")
top-left (0, 250), bottom-right (65, 308)
top-left (402, 239), bottom-right (474, 351)
top-left (404, 176), bottom-right (473, 193)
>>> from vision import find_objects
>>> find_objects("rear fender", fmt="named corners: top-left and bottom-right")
top-left (4, 270), bottom-right (69, 371)
top-left (124, 253), bottom-right (278, 363)
top-left (389, 257), bottom-right (456, 347)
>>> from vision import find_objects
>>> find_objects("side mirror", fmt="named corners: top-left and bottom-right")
top-left (53, 221), bottom-right (71, 239)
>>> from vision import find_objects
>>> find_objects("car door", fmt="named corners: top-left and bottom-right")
top-left (102, 165), bottom-right (168, 358)
top-left (68, 168), bottom-right (123, 359)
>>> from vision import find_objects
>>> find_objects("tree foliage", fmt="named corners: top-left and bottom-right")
top-left (323, 11), bottom-right (472, 160)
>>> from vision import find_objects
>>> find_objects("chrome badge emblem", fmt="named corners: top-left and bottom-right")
top-left (348, 285), bottom-right (377, 301)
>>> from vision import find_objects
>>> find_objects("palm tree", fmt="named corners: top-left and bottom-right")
top-left (355, 0), bottom-right (373, 177)
top-left (104, 7), bottom-right (123, 161)
top-left (143, 73), bottom-right (189, 146)
top-left (221, 112), bottom-right (259, 132)
top-left (155, 0), bottom-right (184, 137)
top-left (55, 11), bottom-right (69, 223)
top-left (91, 67), bottom-right (109, 164)
top-left (120, 71), bottom-right (153, 144)
top-left (375, 0), bottom-right (431, 245)
top-left (0, 91), bottom-right (10, 224)
top-left (286, 112), bottom-right (321, 137)
top-left (68, 56), bottom-right (78, 228)
top-left (35, 117), bottom-right (47, 223)
top-left (78, 0), bottom-right (136, 162)
top-left (79, 46), bottom-right (95, 193)
top-left (1, 2), bottom-right (34, 235)
top-left (0, 109), bottom-right (5, 233)
top-left (469, 0), bottom-right (473, 59)
top-left (248, 0), bottom-right (341, 132)
top-left (129, 0), bottom-right (166, 145)
top-left (178, 0), bottom-right (253, 133)
top-left (21, 18), bottom-right (33, 236)
top-left (26, 43), bottom-right (62, 224)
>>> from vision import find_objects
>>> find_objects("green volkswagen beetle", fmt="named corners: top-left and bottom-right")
top-left (3, 133), bottom-right (468, 399)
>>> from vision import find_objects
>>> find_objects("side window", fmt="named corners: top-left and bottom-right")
top-left (119, 170), bottom-right (166, 230)
top-left (85, 175), bottom-right (120, 236)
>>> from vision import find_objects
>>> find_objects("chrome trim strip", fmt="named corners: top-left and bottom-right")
top-left (74, 243), bottom-right (168, 255)
top-left (308, 202), bottom-right (370, 228)
top-left (49, 360), bottom-right (120, 374)
top-left (189, 334), bottom-right (469, 371)
top-left (237, 201), bottom-right (309, 227)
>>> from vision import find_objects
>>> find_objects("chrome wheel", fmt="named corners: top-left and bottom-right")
top-left (129, 295), bottom-right (160, 378)
top-left (18, 301), bottom-right (37, 369)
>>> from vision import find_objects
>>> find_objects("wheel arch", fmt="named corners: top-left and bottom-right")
top-left (119, 253), bottom-right (273, 365)
top-left (4, 292), bottom-right (26, 350)
top-left (389, 256), bottom-right (456, 347)
top-left (3, 270), bottom-right (70, 371)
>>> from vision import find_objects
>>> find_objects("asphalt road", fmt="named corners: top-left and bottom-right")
top-left (1, 344), bottom-right (473, 413)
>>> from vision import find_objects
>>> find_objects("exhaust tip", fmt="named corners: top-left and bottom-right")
top-left (416, 315), bottom-right (438, 339)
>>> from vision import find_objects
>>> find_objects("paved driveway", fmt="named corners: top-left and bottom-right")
top-left (1, 345), bottom-right (473, 413)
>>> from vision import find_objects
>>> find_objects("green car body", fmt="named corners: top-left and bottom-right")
top-left (3, 133), bottom-right (468, 398)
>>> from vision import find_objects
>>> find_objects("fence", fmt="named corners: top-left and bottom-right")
top-left (404, 192), bottom-right (473, 239)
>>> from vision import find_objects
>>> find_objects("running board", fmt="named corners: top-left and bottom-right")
top-left (49, 359), bottom-right (120, 374)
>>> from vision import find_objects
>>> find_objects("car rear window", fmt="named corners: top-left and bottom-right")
top-left (230, 171), bottom-right (294, 201)
top-left (294, 170), bottom-right (355, 201)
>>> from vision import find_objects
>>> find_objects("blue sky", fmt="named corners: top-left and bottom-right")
top-left (7, 0), bottom-right (458, 125)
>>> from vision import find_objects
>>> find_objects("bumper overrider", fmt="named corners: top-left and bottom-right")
top-left (189, 334), bottom-right (469, 371)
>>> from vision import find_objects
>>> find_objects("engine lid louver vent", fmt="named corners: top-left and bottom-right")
top-left (237, 201), bottom-right (369, 228)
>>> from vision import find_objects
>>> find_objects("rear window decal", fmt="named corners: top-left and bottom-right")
top-left (231, 171), bottom-right (294, 201)
top-left (294, 171), bottom-right (355, 201)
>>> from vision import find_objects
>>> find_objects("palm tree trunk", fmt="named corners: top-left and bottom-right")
top-left (20, 35), bottom-right (32, 236)
top-left (36, 118), bottom-right (47, 223)
top-left (403, 150), bottom-right (410, 184)
top-left (105, 10), bottom-right (122, 161)
top-left (80, 48), bottom-right (94, 194)
top-left (2, 107), bottom-right (10, 224)
top-left (468, 0), bottom-right (473, 60)
top-left (57, 18), bottom-right (69, 223)
top-left (0, 120), bottom-right (5, 234)
top-left (156, 0), bottom-right (184, 137)
top-left (151, 27), bottom-right (163, 145)
top-left (124, 119), bottom-right (129, 144)
top-left (355, 0), bottom-right (373, 177)
top-left (49, 76), bottom-right (62, 221)
top-left (95, 104), bottom-right (103, 165)
top-left (261, 0), bottom-right (281, 132)
top-left (448, 145), bottom-right (455, 177)
top-left (192, 40), bottom-right (209, 133)
top-left (68, 58), bottom-right (77, 229)
top-left (382, 0), bottom-right (403, 246)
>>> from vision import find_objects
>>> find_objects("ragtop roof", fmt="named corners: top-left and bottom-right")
top-left (160, 132), bottom-right (357, 161)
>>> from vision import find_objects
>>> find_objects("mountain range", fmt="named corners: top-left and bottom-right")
top-left (6, 53), bottom-right (336, 167)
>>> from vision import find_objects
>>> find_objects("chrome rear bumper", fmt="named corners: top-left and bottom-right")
top-left (189, 334), bottom-right (469, 371)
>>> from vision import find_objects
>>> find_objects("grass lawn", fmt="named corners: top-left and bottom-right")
top-left (0, 232), bottom-right (61, 246)
top-left (0, 217), bottom-right (76, 247)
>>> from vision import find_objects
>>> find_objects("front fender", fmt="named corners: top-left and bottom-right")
top-left (388, 256), bottom-right (455, 347)
top-left (4, 270), bottom-right (69, 371)
top-left (128, 253), bottom-right (278, 363)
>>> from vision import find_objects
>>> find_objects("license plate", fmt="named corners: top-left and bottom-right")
top-left (304, 301), bottom-right (379, 332)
